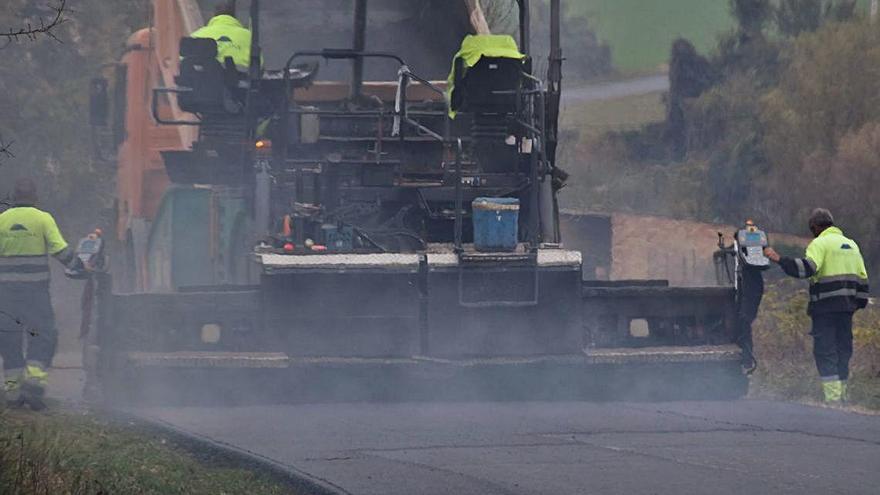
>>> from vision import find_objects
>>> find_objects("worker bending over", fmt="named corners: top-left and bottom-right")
top-left (764, 208), bottom-right (870, 404)
top-left (191, 0), bottom-right (252, 70)
top-left (0, 179), bottom-right (75, 410)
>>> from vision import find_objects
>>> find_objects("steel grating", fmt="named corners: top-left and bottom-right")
top-left (127, 352), bottom-right (291, 369)
top-left (583, 345), bottom-right (742, 364)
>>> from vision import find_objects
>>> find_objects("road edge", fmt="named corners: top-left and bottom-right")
top-left (104, 408), bottom-right (349, 495)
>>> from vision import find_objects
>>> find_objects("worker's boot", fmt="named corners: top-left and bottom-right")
top-left (740, 351), bottom-right (757, 375)
top-left (2, 369), bottom-right (25, 409)
top-left (821, 378), bottom-right (843, 406)
top-left (21, 362), bottom-right (48, 411)
top-left (840, 380), bottom-right (849, 405)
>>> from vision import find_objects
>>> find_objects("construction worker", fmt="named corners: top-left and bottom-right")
top-left (764, 208), bottom-right (870, 404)
top-left (734, 220), bottom-right (770, 374)
top-left (0, 178), bottom-right (74, 409)
top-left (191, 0), bottom-right (252, 70)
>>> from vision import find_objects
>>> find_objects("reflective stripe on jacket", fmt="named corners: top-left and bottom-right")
top-left (0, 206), bottom-right (69, 283)
top-left (190, 14), bottom-right (253, 69)
top-left (779, 226), bottom-right (869, 314)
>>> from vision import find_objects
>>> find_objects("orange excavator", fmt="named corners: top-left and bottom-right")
top-left (85, 0), bottom-right (746, 404)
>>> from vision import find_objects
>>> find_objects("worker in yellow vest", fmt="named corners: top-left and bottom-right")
top-left (191, 0), bottom-right (253, 70)
top-left (764, 208), bottom-right (870, 404)
top-left (0, 179), bottom-right (75, 410)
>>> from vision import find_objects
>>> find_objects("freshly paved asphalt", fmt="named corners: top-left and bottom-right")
top-left (137, 400), bottom-right (880, 495)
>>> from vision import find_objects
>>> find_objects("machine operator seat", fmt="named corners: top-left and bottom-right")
top-left (451, 56), bottom-right (528, 115)
top-left (176, 37), bottom-right (245, 116)
top-left (447, 34), bottom-right (528, 116)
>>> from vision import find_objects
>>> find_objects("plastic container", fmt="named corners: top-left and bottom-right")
top-left (472, 197), bottom-right (520, 252)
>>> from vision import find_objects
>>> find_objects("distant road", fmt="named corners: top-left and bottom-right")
top-left (139, 400), bottom-right (880, 495)
top-left (563, 74), bottom-right (668, 104)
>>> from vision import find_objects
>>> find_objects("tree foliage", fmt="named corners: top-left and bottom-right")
top-left (704, 4), bottom-right (880, 273)
top-left (775, 0), bottom-right (856, 36)
top-left (667, 39), bottom-right (715, 159)
top-left (0, 1), bottom-right (148, 227)
top-left (731, 0), bottom-right (774, 35)
top-left (759, 21), bottom-right (880, 269)
top-left (594, 0), bottom-right (880, 277)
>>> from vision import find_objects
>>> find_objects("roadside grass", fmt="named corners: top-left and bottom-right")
top-left (0, 409), bottom-right (294, 495)
top-left (750, 279), bottom-right (880, 410)
top-left (561, 91), bottom-right (666, 139)
top-left (557, 91), bottom-right (713, 217)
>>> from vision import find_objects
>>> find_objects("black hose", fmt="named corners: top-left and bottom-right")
top-left (353, 227), bottom-right (427, 252)
top-left (352, 229), bottom-right (388, 253)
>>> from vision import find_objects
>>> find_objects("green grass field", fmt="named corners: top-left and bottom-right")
top-left (567, 0), bottom-right (733, 73)
top-left (566, 0), bottom-right (875, 73)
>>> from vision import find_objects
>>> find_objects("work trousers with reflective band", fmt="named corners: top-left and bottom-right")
top-left (811, 312), bottom-right (853, 385)
top-left (0, 282), bottom-right (57, 371)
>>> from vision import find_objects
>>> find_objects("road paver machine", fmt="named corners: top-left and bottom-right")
top-left (86, 0), bottom-right (746, 403)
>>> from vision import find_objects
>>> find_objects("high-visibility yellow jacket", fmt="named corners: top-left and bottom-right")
top-left (190, 14), bottom-right (252, 69)
top-left (779, 226), bottom-right (870, 314)
top-left (0, 206), bottom-right (69, 283)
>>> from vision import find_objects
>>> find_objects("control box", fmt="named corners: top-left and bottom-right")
top-left (735, 226), bottom-right (769, 269)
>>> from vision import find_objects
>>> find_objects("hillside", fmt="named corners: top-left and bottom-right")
top-left (568, 0), bottom-right (733, 73)
top-left (566, 0), bottom-right (875, 73)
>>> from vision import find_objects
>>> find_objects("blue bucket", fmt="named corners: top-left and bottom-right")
top-left (472, 197), bottom-right (519, 252)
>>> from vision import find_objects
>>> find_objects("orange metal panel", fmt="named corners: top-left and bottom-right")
top-left (115, 1), bottom-right (200, 242)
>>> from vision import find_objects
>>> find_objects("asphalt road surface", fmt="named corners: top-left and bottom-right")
top-left (137, 400), bottom-right (880, 495)
top-left (562, 74), bottom-right (668, 104)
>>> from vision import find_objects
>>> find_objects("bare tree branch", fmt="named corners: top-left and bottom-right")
top-left (1, 0), bottom-right (66, 42)
top-left (0, 136), bottom-right (15, 164)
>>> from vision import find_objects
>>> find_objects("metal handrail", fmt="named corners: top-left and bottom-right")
top-left (281, 50), bottom-right (450, 144)
top-left (453, 138), bottom-right (464, 253)
top-left (396, 66), bottom-right (451, 143)
top-left (524, 72), bottom-right (547, 250)
top-left (151, 87), bottom-right (202, 126)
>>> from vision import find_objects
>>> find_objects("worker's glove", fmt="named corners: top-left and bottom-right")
top-left (763, 247), bottom-right (781, 263)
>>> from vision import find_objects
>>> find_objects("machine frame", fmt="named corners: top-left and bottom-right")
top-left (84, 0), bottom-right (747, 405)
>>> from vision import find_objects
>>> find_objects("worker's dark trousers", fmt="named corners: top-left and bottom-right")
top-left (0, 282), bottom-right (57, 371)
top-left (810, 312), bottom-right (854, 380)
top-left (737, 268), bottom-right (764, 365)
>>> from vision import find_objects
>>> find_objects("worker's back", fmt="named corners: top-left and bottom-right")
top-left (808, 227), bottom-right (867, 282)
top-left (805, 226), bottom-right (869, 314)
top-left (0, 206), bottom-right (68, 283)
top-left (0, 182), bottom-right (71, 410)
top-left (190, 14), bottom-right (252, 69)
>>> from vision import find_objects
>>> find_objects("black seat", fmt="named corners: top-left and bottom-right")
top-left (451, 56), bottom-right (528, 115)
top-left (175, 37), bottom-right (244, 115)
